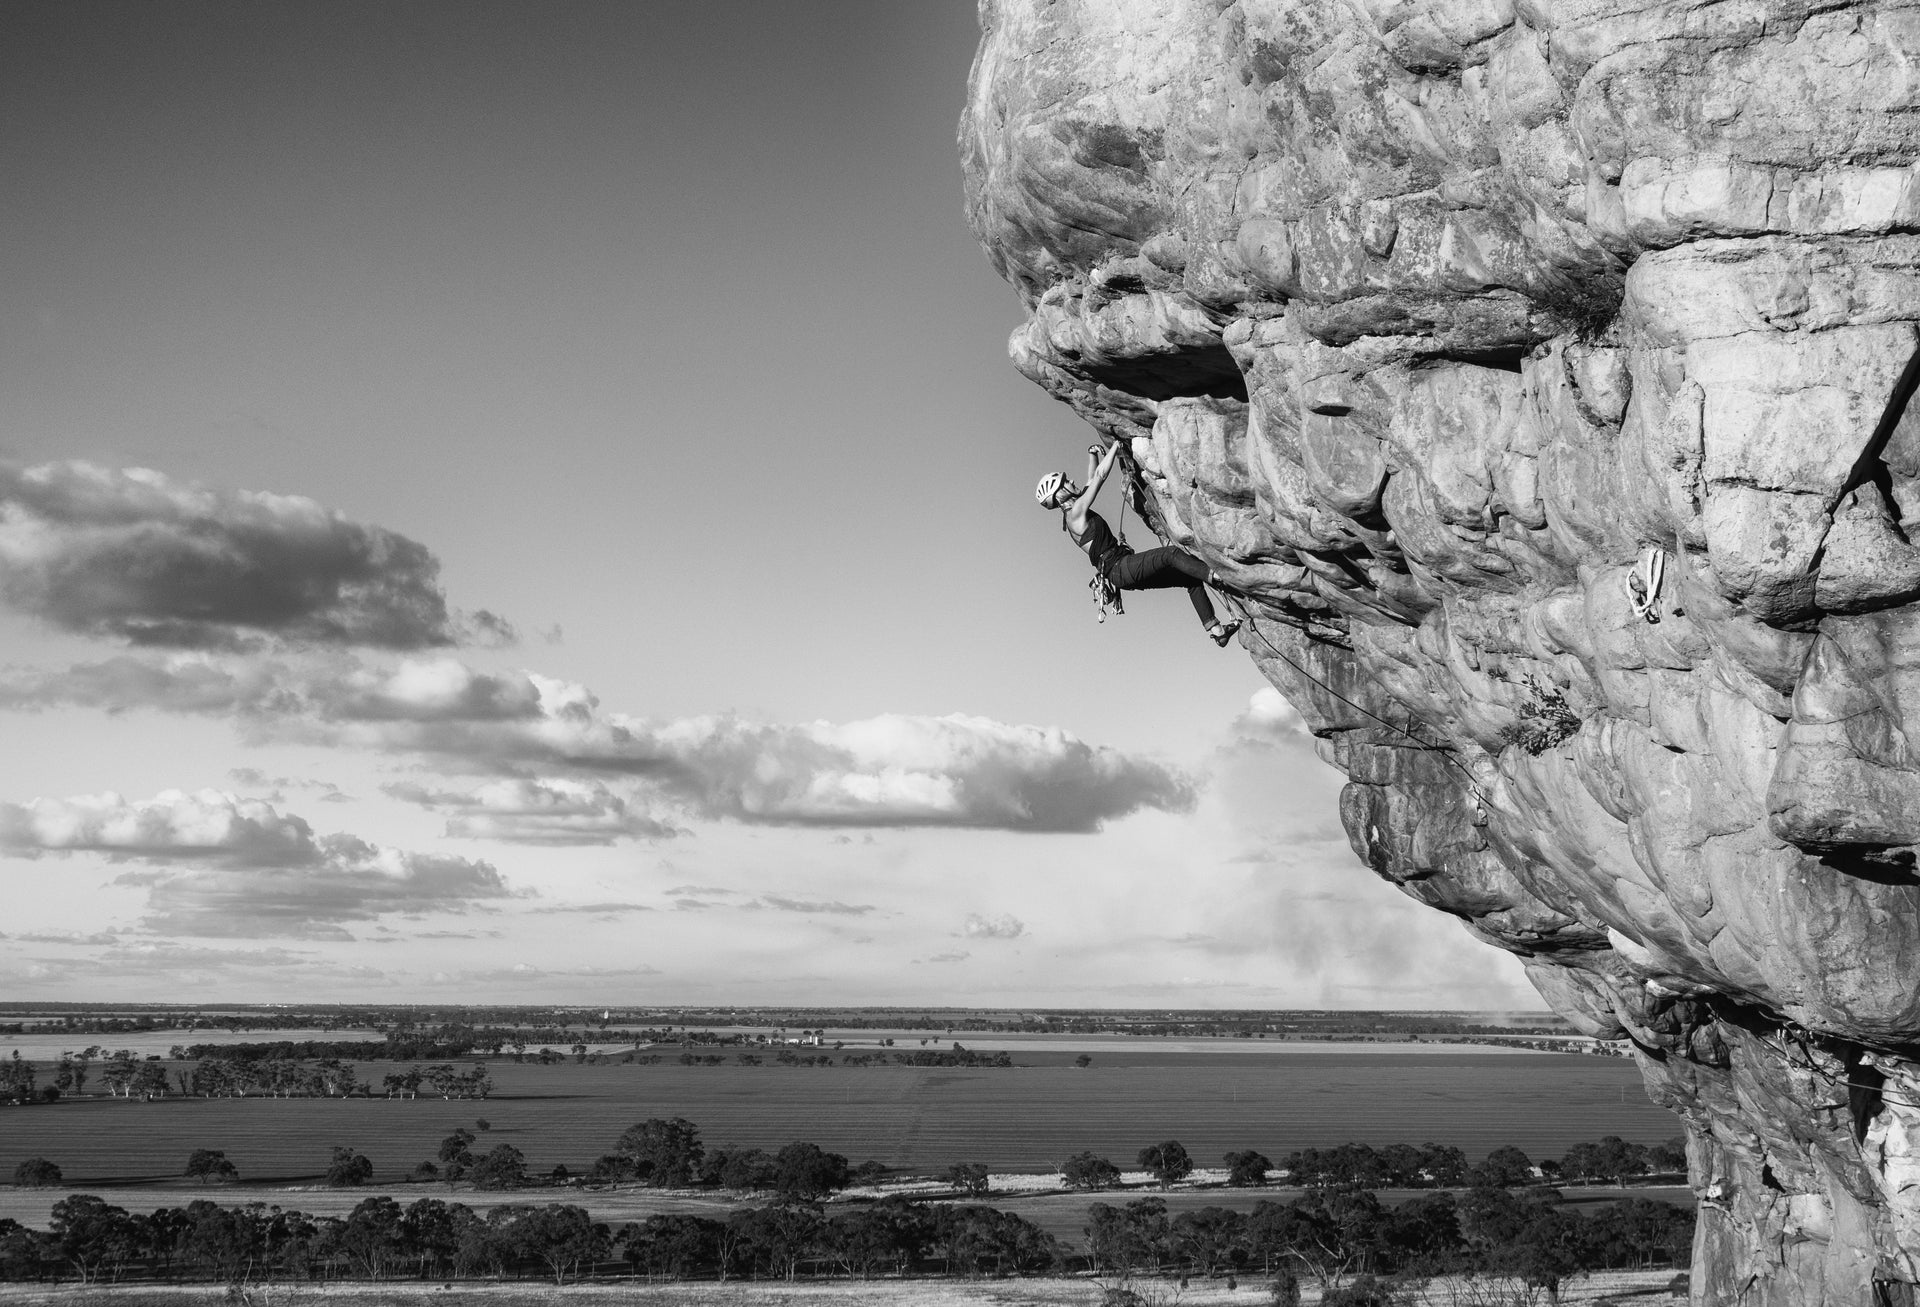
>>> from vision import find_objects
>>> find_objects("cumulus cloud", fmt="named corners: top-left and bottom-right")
top-left (1, 788), bottom-right (324, 865)
top-left (0, 788), bottom-right (512, 938)
top-left (962, 912), bottom-right (1026, 939)
top-left (1232, 687), bottom-right (1312, 744)
top-left (0, 654), bottom-right (1194, 833)
top-left (384, 778), bottom-right (680, 845)
top-left (0, 461), bottom-right (509, 649)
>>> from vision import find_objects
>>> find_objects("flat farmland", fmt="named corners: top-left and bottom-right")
top-left (0, 1047), bottom-right (1671, 1187)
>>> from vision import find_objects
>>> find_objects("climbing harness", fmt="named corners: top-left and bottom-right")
top-left (1626, 544), bottom-right (1669, 624)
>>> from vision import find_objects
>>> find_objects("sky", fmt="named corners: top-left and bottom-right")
top-left (0, 0), bottom-right (1538, 1010)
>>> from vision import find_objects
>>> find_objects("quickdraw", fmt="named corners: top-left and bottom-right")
top-left (1090, 570), bottom-right (1124, 623)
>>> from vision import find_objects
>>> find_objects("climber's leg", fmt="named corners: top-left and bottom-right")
top-left (1105, 547), bottom-right (1220, 628)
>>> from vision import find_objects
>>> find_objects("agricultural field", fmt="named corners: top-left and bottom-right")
top-left (0, 1045), bottom-right (1671, 1187)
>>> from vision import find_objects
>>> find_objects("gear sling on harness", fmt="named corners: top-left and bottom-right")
top-left (1064, 513), bottom-right (1127, 621)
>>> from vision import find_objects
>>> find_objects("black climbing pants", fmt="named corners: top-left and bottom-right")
top-left (1104, 546), bottom-right (1218, 628)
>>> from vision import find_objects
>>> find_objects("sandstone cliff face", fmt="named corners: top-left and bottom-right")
top-left (961, 2), bottom-right (1920, 1300)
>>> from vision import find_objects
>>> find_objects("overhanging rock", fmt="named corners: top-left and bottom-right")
top-left (961, 3), bottom-right (1920, 1302)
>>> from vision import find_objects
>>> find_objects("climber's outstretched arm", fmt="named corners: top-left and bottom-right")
top-left (1072, 441), bottom-right (1122, 510)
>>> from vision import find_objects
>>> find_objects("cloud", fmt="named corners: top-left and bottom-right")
top-left (919, 951), bottom-right (970, 964)
top-left (757, 896), bottom-right (873, 915)
top-left (526, 902), bottom-right (655, 916)
top-left (1232, 687), bottom-right (1312, 744)
top-left (0, 929), bottom-right (126, 946)
top-left (0, 654), bottom-right (1194, 833)
top-left (0, 788), bottom-right (512, 938)
top-left (229, 767), bottom-right (350, 804)
top-left (0, 461), bottom-right (509, 649)
top-left (431, 961), bottom-right (663, 983)
top-left (962, 912), bottom-right (1026, 939)
top-left (669, 893), bottom-right (872, 915)
top-left (0, 788), bottom-right (325, 865)
top-left (385, 777), bottom-right (680, 845)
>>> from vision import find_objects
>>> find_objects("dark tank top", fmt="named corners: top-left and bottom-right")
top-left (1073, 510), bottom-right (1132, 576)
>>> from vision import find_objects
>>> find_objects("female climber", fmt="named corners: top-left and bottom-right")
top-left (1036, 440), bottom-right (1241, 647)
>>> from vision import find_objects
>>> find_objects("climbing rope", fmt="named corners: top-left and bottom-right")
top-left (1770, 1027), bottom-right (1920, 1112)
top-left (1626, 545), bottom-right (1669, 624)
top-left (1103, 439), bottom-right (1479, 787)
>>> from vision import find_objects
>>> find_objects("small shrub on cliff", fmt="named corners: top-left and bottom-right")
top-left (1497, 674), bottom-right (1583, 755)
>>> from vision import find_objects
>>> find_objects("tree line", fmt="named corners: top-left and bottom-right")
top-left (9, 1118), bottom-right (1686, 1199)
top-left (1085, 1187), bottom-right (1691, 1301)
top-left (0, 1186), bottom-right (1690, 1293)
top-left (0, 1192), bottom-right (1063, 1287)
top-left (1058, 1137), bottom-right (1686, 1192)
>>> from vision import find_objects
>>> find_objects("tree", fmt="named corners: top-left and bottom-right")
top-left (1075, 1054), bottom-right (1093, 1068)
top-left (508, 1204), bottom-right (609, 1284)
top-left (615, 1117), bottom-right (704, 1187)
top-left (1473, 1145), bottom-right (1534, 1188)
top-left (1138, 1140), bottom-right (1194, 1188)
top-left (48, 1194), bottom-right (136, 1283)
top-left (1086, 1198), bottom-right (1168, 1276)
top-left (704, 1145), bottom-right (778, 1192)
top-left (56, 1050), bottom-right (91, 1095)
top-left (1063, 1151), bottom-right (1122, 1191)
top-left (729, 1204), bottom-right (825, 1280)
top-left (437, 1127), bottom-right (477, 1180)
top-left (623, 1213), bottom-right (723, 1279)
top-left (401, 1197), bottom-right (470, 1277)
top-left (945, 1162), bottom-right (991, 1196)
top-left (338, 1196), bottom-right (404, 1279)
top-left (99, 1051), bottom-right (138, 1098)
top-left (772, 1141), bottom-right (851, 1202)
top-left (12, 1157), bottom-right (61, 1187)
top-left (185, 1149), bottom-right (238, 1184)
top-left (1225, 1149), bottom-right (1273, 1187)
top-left (1647, 1137), bottom-right (1688, 1176)
top-left (0, 1051), bottom-right (36, 1104)
top-left (1497, 1205), bottom-right (1596, 1303)
top-left (1171, 1205), bottom-right (1247, 1277)
top-left (326, 1146), bottom-right (374, 1186)
top-left (470, 1143), bottom-right (529, 1190)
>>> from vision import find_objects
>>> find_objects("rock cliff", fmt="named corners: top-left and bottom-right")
top-left (961, 1), bottom-right (1920, 1300)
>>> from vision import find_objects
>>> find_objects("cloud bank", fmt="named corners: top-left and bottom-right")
top-left (0, 789), bottom-right (512, 938)
top-left (0, 655), bottom-right (1194, 833)
top-left (0, 461), bottom-right (509, 649)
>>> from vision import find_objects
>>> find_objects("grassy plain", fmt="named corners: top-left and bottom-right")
top-left (0, 1049), bottom-right (1669, 1188)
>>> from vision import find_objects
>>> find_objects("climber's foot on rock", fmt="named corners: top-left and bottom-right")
top-left (1208, 620), bottom-right (1241, 647)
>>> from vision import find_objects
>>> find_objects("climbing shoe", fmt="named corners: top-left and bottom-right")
top-left (1209, 619), bottom-right (1241, 647)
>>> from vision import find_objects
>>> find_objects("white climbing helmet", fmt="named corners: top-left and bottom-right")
top-left (1035, 472), bottom-right (1068, 508)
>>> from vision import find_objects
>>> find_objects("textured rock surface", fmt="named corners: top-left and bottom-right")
top-left (962, 2), bottom-right (1920, 1302)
